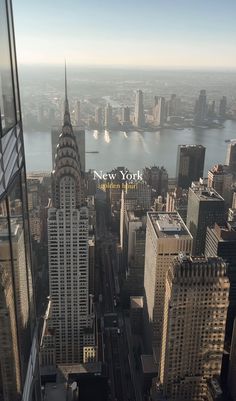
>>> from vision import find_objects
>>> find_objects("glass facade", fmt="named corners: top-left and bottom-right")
top-left (0, 1), bottom-right (41, 400)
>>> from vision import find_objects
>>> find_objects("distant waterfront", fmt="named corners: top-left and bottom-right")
top-left (23, 120), bottom-right (236, 176)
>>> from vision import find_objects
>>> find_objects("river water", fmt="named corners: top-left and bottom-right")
top-left (23, 120), bottom-right (236, 176)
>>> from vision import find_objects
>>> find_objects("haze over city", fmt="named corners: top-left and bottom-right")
top-left (13, 0), bottom-right (236, 68)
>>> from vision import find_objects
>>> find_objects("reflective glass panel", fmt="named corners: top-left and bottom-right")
top-left (0, 0), bottom-right (16, 134)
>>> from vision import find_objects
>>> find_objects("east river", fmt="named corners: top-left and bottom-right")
top-left (23, 120), bottom-right (236, 177)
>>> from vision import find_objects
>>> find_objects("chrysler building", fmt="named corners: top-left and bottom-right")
top-left (48, 66), bottom-right (90, 364)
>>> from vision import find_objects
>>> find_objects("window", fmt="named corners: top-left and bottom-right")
top-left (0, 0), bottom-right (17, 135)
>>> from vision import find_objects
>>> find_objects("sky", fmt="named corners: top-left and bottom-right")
top-left (12, 0), bottom-right (236, 69)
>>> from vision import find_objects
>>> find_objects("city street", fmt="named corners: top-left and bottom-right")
top-left (96, 196), bottom-right (136, 401)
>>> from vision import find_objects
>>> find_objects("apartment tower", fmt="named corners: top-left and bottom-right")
top-left (162, 255), bottom-right (229, 401)
top-left (144, 212), bottom-right (192, 372)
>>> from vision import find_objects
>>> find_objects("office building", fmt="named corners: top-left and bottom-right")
top-left (228, 318), bottom-right (236, 401)
top-left (219, 96), bottom-right (227, 119)
top-left (168, 94), bottom-right (181, 116)
top-left (205, 222), bottom-right (236, 339)
top-left (176, 144), bottom-right (206, 189)
top-left (51, 125), bottom-right (85, 173)
top-left (74, 100), bottom-right (81, 125)
top-left (153, 96), bottom-right (166, 126)
top-left (134, 89), bottom-right (145, 128)
top-left (121, 106), bottom-right (130, 124)
top-left (143, 165), bottom-right (168, 197)
top-left (208, 164), bottom-right (233, 206)
top-left (162, 255), bottom-right (229, 401)
top-left (94, 106), bottom-right (103, 128)
top-left (0, 0), bottom-right (41, 399)
top-left (194, 89), bottom-right (207, 124)
top-left (225, 140), bottom-right (236, 175)
top-left (186, 185), bottom-right (225, 255)
top-left (144, 212), bottom-right (192, 371)
top-left (104, 103), bottom-right (113, 129)
top-left (122, 210), bottom-right (146, 301)
top-left (48, 70), bottom-right (91, 364)
top-left (166, 187), bottom-right (188, 223)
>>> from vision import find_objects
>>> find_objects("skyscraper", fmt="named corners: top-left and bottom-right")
top-left (134, 89), bottom-right (145, 128)
top-left (143, 165), bottom-right (168, 197)
top-left (176, 144), bottom-right (206, 189)
top-left (228, 318), bottom-right (236, 401)
top-left (144, 212), bottom-right (192, 372)
top-left (48, 68), bottom-right (90, 364)
top-left (208, 164), bottom-right (233, 206)
top-left (95, 106), bottom-right (103, 128)
top-left (51, 126), bottom-right (85, 173)
top-left (121, 106), bottom-right (130, 124)
top-left (194, 89), bottom-right (207, 124)
top-left (186, 185), bottom-right (225, 255)
top-left (219, 96), bottom-right (227, 119)
top-left (0, 0), bottom-right (41, 398)
top-left (75, 100), bottom-right (81, 125)
top-left (104, 103), bottom-right (113, 129)
top-left (225, 140), bottom-right (236, 175)
top-left (205, 222), bottom-right (236, 339)
top-left (162, 255), bottom-right (229, 401)
top-left (153, 96), bottom-right (166, 126)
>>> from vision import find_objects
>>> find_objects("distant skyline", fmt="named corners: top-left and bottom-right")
top-left (13, 0), bottom-right (236, 69)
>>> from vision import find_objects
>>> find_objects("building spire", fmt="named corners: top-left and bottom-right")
top-left (65, 60), bottom-right (68, 102)
top-left (64, 61), bottom-right (70, 123)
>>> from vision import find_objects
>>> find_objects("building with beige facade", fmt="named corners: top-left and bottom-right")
top-left (143, 212), bottom-right (192, 372)
top-left (162, 255), bottom-right (229, 401)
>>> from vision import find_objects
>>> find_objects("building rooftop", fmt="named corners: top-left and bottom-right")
top-left (148, 212), bottom-right (191, 239)
top-left (209, 222), bottom-right (236, 241)
top-left (190, 186), bottom-right (224, 202)
top-left (58, 362), bottom-right (103, 378)
top-left (141, 355), bottom-right (158, 374)
top-left (130, 296), bottom-right (143, 309)
top-left (179, 144), bottom-right (205, 149)
top-left (127, 209), bottom-right (147, 222)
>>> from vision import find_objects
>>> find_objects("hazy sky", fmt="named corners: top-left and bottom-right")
top-left (13, 0), bottom-right (236, 69)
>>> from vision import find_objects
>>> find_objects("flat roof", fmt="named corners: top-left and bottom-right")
top-left (141, 355), bottom-right (158, 374)
top-left (58, 362), bottom-right (103, 378)
top-left (130, 296), bottom-right (143, 309)
top-left (190, 186), bottom-right (224, 202)
top-left (127, 209), bottom-right (147, 222)
top-left (44, 383), bottom-right (66, 401)
top-left (148, 212), bottom-right (191, 239)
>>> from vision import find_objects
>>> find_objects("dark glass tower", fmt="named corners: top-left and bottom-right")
top-left (205, 222), bottom-right (236, 340)
top-left (176, 144), bottom-right (206, 189)
top-left (186, 185), bottom-right (225, 255)
top-left (0, 0), bottom-right (41, 399)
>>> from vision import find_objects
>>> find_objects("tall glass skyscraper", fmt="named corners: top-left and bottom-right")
top-left (0, 0), bottom-right (41, 399)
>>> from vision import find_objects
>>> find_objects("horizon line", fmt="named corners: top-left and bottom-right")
top-left (17, 63), bottom-right (236, 72)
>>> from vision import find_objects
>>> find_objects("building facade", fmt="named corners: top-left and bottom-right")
top-left (162, 255), bottom-right (229, 401)
top-left (205, 222), bottom-right (236, 339)
top-left (176, 144), bottom-right (206, 189)
top-left (186, 185), bottom-right (225, 255)
top-left (134, 90), bottom-right (145, 128)
top-left (208, 164), bottom-right (233, 206)
top-left (228, 318), bottom-right (236, 401)
top-left (143, 212), bottom-right (192, 372)
top-left (225, 141), bottom-right (236, 176)
top-left (48, 72), bottom-right (90, 364)
top-left (0, 0), bottom-right (41, 399)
